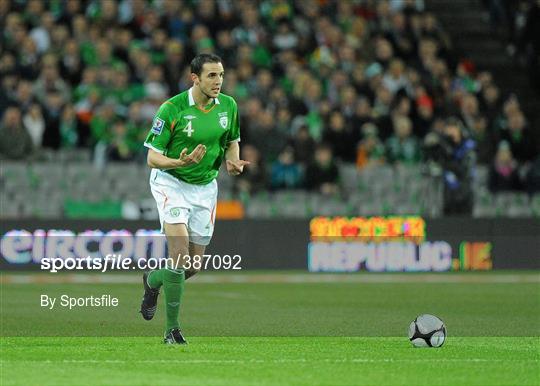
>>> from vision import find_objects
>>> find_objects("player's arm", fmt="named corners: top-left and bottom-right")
top-left (224, 100), bottom-right (249, 176)
top-left (144, 102), bottom-right (206, 169)
top-left (147, 145), bottom-right (206, 169)
top-left (225, 140), bottom-right (240, 162)
top-left (225, 141), bottom-right (249, 176)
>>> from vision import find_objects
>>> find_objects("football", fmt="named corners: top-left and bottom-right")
top-left (408, 314), bottom-right (447, 348)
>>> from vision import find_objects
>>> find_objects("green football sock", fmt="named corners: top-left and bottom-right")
top-left (147, 269), bottom-right (164, 289)
top-left (163, 269), bottom-right (185, 333)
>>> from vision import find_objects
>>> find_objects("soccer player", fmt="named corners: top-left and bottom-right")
top-left (140, 54), bottom-right (249, 344)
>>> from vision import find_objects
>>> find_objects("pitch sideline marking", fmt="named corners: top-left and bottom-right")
top-left (2, 272), bottom-right (539, 284)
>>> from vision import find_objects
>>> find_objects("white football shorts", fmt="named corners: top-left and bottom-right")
top-left (149, 168), bottom-right (217, 246)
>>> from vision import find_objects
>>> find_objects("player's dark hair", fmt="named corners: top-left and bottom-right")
top-left (190, 54), bottom-right (223, 76)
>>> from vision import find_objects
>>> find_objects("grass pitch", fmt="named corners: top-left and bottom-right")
top-left (2, 337), bottom-right (538, 386)
top-left (1, 271), bottom-right (539, 385)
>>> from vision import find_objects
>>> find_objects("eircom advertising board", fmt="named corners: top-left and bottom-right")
top-left (0, 218), bottom-right (538, 270)
top-left (0, 228), bottom-right (168, 271)
top-left (308, 216), bottom-right (494, 272)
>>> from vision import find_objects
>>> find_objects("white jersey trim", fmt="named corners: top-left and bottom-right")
top-left (188, 87), bottom-right (220, 106)
top-left (144, 142), bottom-right (165, 154)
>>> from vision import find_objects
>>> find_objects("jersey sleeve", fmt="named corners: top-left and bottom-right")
top-left (227, 98), bottom-right (240, 143)
top-left (144, 102), bottom-right (177, 154)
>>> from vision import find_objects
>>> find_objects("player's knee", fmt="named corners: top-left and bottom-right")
top-left (169, 248), bottom-right (189, 267)
top-left (164, 223), bottom-right (190, 268)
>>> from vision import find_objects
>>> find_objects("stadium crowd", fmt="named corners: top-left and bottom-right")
top-left (1, 0), bottom-right (539, 197)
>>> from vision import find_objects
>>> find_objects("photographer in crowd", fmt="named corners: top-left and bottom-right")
top-left (424, 117), bottom-right (476, 216)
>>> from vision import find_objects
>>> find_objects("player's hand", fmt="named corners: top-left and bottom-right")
top-left (177, 144), bottom-right (206, 167)
top-left (226, 159), bottom-right (250, 176)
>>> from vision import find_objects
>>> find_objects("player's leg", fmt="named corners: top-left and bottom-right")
top-left (140, 173), bottom-right (170, 321)
top-left (185, 242), bottom-right (207, 280)
top-left (140, 271), bottom-right (160, 321)
top-left (141, 169), bottom-right (190, 345)
top-left (185, 179), bottom-right (217, 279)
top-left (159, 222), bottom-right (189, 344)
top-left (141, 223), bottom-right (189, 331)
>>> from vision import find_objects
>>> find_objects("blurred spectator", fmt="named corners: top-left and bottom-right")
top-left (42, 91), bottom-right (63, 149)
top-left (107, 120), bottom-right (138, 162)
top-left (163, 40), bottom-right (186, 94)
top-left (414, 93), bottom-right (434, 138)
top-left (59, 104), bottom-right (81, 148)
top-left (305, 143), bottom-right (340, 195)
top-left (107, 64), bottom-right (145, 106)
top-left (470, 115), bottom-right (494, 165)
top-left (22, 103), bottom-right (45, 148)
top-left (33, 55), bottom-right (71, 104)
top-left (356, 123), bottom-right (386, 169)
top-left (459, 94), bottom-right (481, 135)
top-left (322, 110), bottom-right (356, 162)
top-left (391, 93), bottom-right (412, 118)
top-left (249, 109), bottom-right (288, 163)
top-left (500, 111), bottom-right (536, 163)
top-left (234, 144), bottom-right (268, 195)
top-left (383, 59), bottom-right (409, 95)
top-left (0, 106), bottom-right (34, 160)
top-left (270, 146), bottom-right (302, 190)
top-left (18, 35), bottom-right (41, 79)
top-left (385, 116), bottom-right (421, 164)
top-left (339, 86), bottom-right (358, 119)
top-left (251, 68), bottom-right (275, 101)
top-left (489, 141), bottom-right (523, 192)
top-left (90, 102), bottom-right (117, 144)
top-left (480, 83), bottom-right (501, 124)
top-left (273, 21), bottom-right (298, 51)
top-left (232, 5), bottom-right (265, 46)
top-left (351, 97), bottom-right (374, 138)
top-left (372, 85), bottom-right (393, 121)
top-left (60, 38), bottom-right (83, 85)
top-left (14, 80), bottom-right (36, 113)
top-left (425, 117), bottom-right (476, 216)
top-left (275, 107), bottom-right (292, 135)
top-left (291, 125), bottom-right (316, 165)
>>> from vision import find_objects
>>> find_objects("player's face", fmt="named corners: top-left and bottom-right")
top-left (195, 62), bottom-right (224, 99)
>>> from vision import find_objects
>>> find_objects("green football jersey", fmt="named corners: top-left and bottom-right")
top-left (144, 87), bottom-right (240, 185)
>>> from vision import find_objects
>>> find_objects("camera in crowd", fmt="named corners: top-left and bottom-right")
top-left (423, 117), bottom-right (470, 172)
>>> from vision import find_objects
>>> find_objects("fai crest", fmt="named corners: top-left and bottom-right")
top-left (170, 207), bottom-right (182, 217)
top-left (219, 116), bottom-right (228, 129)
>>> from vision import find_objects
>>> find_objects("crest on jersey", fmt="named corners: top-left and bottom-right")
top-left (151, 117), bottom-right (165, 135)
top-left (218, 112), bottom-right (228, 129)
top-left (219, 116), bottom-right (228, 129)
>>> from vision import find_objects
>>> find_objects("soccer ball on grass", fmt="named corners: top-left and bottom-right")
top-left (408, 314), bottom-right (446, 348)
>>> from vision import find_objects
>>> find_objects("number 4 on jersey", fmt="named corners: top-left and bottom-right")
top-left (183, 121), bottom-right (194, 137)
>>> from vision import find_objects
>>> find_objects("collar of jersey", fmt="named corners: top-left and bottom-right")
top-left (188, 87), bottom-right (220, 110)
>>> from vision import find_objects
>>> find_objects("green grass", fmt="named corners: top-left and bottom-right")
top-left (1, 272), bottom-right (539, 385)
top-left (2, 337), bottom-right (538, 386)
